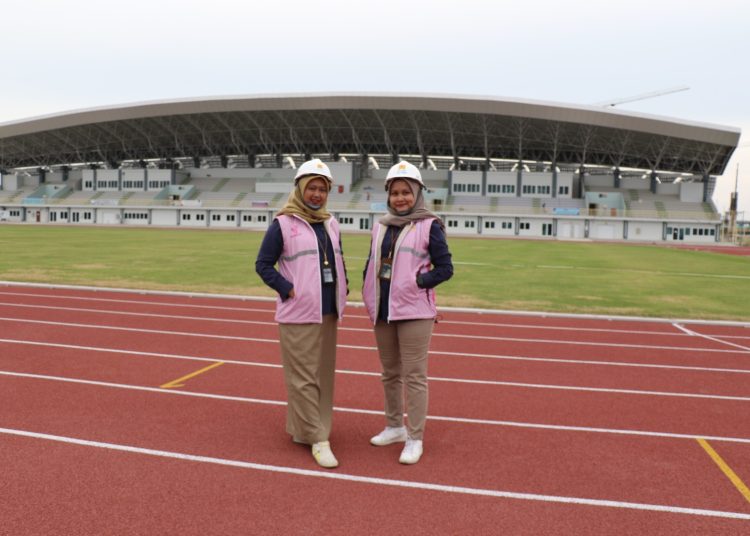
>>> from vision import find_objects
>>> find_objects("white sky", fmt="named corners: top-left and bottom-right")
top-left (1, 0), bottom-right (748, 215)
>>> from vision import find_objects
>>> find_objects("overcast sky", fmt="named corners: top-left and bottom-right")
top-left (1, 0), bottom-right (747, 215)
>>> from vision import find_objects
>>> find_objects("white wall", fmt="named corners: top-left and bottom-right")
top-left (557, 220), bottom-right (585, 239)
top-left (590, 220), bottom-right (624, 240)
top-left (584, 175), bottom-right (615, 188)
top-left (151, 209), bottom-right (178, 226)
top-left (255, 183), bottom-right (292, 193)
top-left (620, 177), bottom-right (651, 190)
top-left (480, 217), bottom-right (516, 236)
top-left (680, 182), bottom-right (704, 202)
top-left (557, 173), bottom-right (573, 198)
top-left (208, 210), bottom-right (239, 228)
top-left (443, 215), bottom-right (479, 235)
top-left (656, 183), bottom-right (680, 195)
top-left (238, 211), bottom-right (271, 229)
top-left (451, 170), bottom-right (483, 196)
top-left (98, 170), bottom-right (121, 191)
top-left (628, 222), bottom-right (662, 241)
top-left (3, 173), bottom-right (22, 190)
top-left (485, 171), bottom-right (517, 197)
top-left (97, 208), bottom-right (121, 225)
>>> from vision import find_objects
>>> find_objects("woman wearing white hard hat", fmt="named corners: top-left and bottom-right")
top-left (256, 158), bottom-right (348, 469)
top-left (362, 160), bottom-right (453, 464)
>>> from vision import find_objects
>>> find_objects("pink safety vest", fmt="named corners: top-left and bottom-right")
top-left (362, 218), bottom-right (436, 324)
top-left (275, 214), bottom-right (347, 324)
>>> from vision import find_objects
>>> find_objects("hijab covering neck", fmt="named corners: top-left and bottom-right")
top-left (379, 178), bottom-right (440, 228)
top-left (276, 174), bottom-right (332, 224)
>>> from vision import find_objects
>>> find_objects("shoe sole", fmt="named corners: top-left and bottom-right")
top-left (370, 436), bottom-right (407, 446)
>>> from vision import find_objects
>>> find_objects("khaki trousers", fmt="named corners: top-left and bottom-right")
top-left (278, 315), bottom-right (337, 444)
top-left (373, 318), bottom-right (434, 441)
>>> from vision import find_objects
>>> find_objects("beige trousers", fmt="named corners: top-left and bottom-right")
top-left (373, 318), bottom-right (434, 441)
top-left (278, 315), bottom-right (337, 444)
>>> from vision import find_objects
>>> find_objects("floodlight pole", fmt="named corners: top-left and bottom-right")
top-left (729, 163), bottom-right (739, 243)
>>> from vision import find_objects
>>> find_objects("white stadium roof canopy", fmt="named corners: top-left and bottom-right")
top-left (0, 92), bottom-right (740, 175)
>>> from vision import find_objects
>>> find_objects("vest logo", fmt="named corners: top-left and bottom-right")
top-left (290, 222), bottom-right (301, 237)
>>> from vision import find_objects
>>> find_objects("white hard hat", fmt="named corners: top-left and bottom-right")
top-left (294, 158), bottom-right (333, 183)
top-left (385, 161), bottom-right (424, 190)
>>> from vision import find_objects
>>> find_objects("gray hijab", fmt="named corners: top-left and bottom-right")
top-left (378, 178), bottom-right (440, 228)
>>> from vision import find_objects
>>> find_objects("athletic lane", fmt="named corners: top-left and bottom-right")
top-left (3, 434), bottom-right (746, 536)
top-left (1, 373), bottom-right (749, 519)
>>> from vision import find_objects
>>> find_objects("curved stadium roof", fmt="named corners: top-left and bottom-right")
top-left (0, 92), bottom-right (741, 175)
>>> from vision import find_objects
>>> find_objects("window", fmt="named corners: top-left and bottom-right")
top-left (502, 221), bottom-right (512, 229)
top-left (559, 186), bottom-right (570, 195)
top-left (464, 220), bottom-right (475, 228)
top-left (519, 222), bottom-right (530, 230)
top-left (182, 214), bottom-right (191, 221)
top-left (196, 214), bottom-right (205, 221)
top-left (484, 221), bottom-right (495, 229)
top-left (212, 214), bottom-right (221, 221)
top-left (502, 184), bottom-right (515, 194)
top-left (258, 215), bottom-right (267, 222)
top-left (226, 214), bottom-right (235, 221)
top-left (447, 220), bottom-right (458, 228)
top-left (243, 215), bottom-right (252, 222)
top-left (83, 212), bottom-right (92, 220)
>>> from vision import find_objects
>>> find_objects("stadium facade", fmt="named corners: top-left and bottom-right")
top-left (0, 93), bottom-right (741, 243)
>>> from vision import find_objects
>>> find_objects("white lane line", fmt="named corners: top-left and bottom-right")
top-left (2, 370), bottom-right (750, 445)
top-left (1, 316), bottom-right (746, 354)
top-left (0, 301), bottom-right (693, 339)
top-left (2, 429), bottom-right (749, 521)
top-left (4, 337), bottom-right (750, 378)
top-left (4, 288), bottom-right (749, 334)
top-left (5, 339), bottom-right (750, 402)
top-left (674, 324), bottom-right (750, 352)
top-left (5, 282), bottom-right (750, 330)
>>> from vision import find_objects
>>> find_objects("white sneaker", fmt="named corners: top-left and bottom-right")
top-left (311, 441), bottom-right (339, 468)
top-left (399, 439), bottom-right (423, 464)
top-left (370, 426), bottom-right (407, 446)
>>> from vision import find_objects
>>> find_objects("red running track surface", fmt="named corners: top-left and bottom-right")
top-left (1, 283), bottom-right (749, 535)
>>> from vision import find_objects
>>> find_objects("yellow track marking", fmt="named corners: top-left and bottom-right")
top-left (160, 361), bottom-right (224, 389)
top-left (697, 438), bottom-right (750, 504)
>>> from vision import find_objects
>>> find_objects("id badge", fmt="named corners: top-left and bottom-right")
top-left (322, 266), bottom-right (334, 284)
top-left (378, 259), bottom-right (392, 281)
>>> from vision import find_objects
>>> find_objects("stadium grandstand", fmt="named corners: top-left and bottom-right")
top-left (0, 92), bottom-right (741, 243)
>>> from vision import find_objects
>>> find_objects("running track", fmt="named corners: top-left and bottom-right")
top-left (1, 282), bottom-right (749, 535)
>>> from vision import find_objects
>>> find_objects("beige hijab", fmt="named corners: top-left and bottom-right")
top-left (276, 175), bottom-right (332, 224)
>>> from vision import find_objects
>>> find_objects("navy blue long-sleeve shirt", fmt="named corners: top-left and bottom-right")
top-left (255, 218), bottom-right (343, 316)
top-left (364, 220), bottom-right (453, 322)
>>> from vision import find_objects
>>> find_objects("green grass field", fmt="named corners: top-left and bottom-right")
top-left (1, 225), bottom-right (748, 321)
